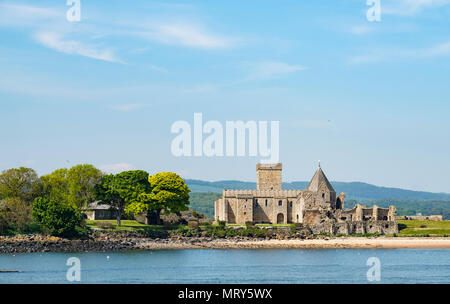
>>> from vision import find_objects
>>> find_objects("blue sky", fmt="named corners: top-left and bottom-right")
top-left (0, 0), bottom-right (450, 193)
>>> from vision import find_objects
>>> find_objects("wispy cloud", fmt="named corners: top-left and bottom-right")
top-left (0, 3), bottom-right (60, 25)
top-left (383, 0), bottom-right (450, 16)
top-left (349, 41), bottom-right (450, 64)
top-left (242, 61), bottom-right (307, 81)
top-left (349, 25), bottom-right (375, 35)
top-left (99, 163), bottom-right (134, 174)
top-left (34, 32), bottom-right (121, 63)
top-left (138, 23), bottom-right (235, 49)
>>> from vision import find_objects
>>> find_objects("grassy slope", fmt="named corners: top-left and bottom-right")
top-left (397, 220), bottom-right (450, 236)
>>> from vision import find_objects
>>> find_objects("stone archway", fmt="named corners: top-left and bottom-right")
top-left (276, 213), bottom-right (284, 224)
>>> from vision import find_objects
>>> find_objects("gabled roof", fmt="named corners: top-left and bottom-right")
top-left (86, 201), bottom-right (111, 210)
top-left (307, 167), bottom-right (335, 193)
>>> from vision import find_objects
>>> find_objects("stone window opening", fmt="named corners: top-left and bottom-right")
top-left (289, 201), bottom-right (293, 208)
top-left (255, 199), bottom-right (259, 207)
top-left (265, 199), bottom-right (268, 207)
top-left (278, 200), bottom-right (282, 206)
top-left (322, 193), bottom-right (325, 199)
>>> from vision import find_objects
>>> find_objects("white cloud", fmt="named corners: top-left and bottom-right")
top-left (99, 163), bottom-right (134, 174)
top-left (0, 3), bottom-right (60, 25)
top-left (349, 25), bottom-right (374, 35)
top-left (140, 23), bottom-right (234, 49)
top-left (108, 104), bottom-right (147, 112)
top-left (349, 41), bottom-right (450, 64)
top-left (383, 0), bottom-right (450, 16)
top-left (243, 61), bottom-right (307, 81)
top-left (147, 64), bottom-right (168, 73)
top-left (34, 32), bottom-right (121, 63)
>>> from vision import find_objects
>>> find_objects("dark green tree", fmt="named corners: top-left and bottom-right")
top-left (32, 197), bottom-right (82, 237)
top-left (127, 172), bottom-right (190, 224)
top-left (95, 170), bottom-right (151, 226)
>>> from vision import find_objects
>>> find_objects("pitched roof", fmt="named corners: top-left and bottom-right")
top-left (307, 167), bottom-right (335, 193)
top-left (86, 201), bottom-right (111, 210)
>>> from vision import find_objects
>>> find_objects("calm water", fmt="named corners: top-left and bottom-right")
top-left (1, 249), bottom-right (449, 284)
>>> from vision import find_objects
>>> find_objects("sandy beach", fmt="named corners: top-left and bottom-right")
top-left (135, 237), bottom-right (450, 250)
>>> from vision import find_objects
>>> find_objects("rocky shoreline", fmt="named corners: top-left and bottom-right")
top-left (1, 233), bottom-right (450, 253)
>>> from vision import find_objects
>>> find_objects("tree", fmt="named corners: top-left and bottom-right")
top-left (32, 197), bottom-right (82, 237)
top-left (0, 167), bottom-right (41, 204)
top-left (130, 172), bottom-right (190, 224)
top-left (95, 170), bottom-right (151, 227)
top-left (0, 197), bottom-right (33, 233)
top-left (40, 165), bottom-right (103, 209)
top-left (67, 164), bottom-right (103, 209)
top-left (39, 169), bottom-right (70, 203)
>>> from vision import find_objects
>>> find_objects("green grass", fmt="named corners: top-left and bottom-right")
top-left (397, 220), bottom-right (450, 236)
top-left (225, 223), bottom-right (294, 228)
top-left (86, 220), bottom-right (170, 231)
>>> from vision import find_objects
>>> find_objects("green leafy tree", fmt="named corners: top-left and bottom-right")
top-left (67, 164), bottom-right (103, 209)
top-left (0, 197), bottom-right (33, 233)
top-left (95, 170), bottom-right (151, 226)
top-left (32, 197), bottom-right (82, 237)
top-left (39, 169), bottom-right (70, 203)
top-left (129, 172), bottom-right (190, 224)
top-left (40, 165), bottom-right (103, 209)
top-left (0, 167), bottom-right (41, 204)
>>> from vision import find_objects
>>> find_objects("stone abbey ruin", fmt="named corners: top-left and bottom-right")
top-left (215, 163), bottom-right (398, 235)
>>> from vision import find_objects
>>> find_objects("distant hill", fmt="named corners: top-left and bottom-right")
top-left (186, 179), bottom-right (450, 202)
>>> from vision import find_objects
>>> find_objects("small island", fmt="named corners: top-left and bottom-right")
top-left (1, 163), bottom-right (449, 253)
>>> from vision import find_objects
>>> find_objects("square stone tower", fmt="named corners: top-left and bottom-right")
top-left (256, 163), bottom-right (282, 190)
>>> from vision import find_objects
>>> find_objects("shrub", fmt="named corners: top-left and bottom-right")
top-left (33, 197), bottom-right (83, 237)
top-left (245, 221), bottom-right (255, 227)
top-left (217, 220), bottom-right (226, 228)
top-left (188, 220), bottom-right (199, 229)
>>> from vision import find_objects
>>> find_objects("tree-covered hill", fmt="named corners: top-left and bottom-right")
top-left (186, 179), bottom-right (450, 201)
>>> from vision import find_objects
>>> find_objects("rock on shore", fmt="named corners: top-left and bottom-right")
top-left (2, 233), bottom-right (450, 253)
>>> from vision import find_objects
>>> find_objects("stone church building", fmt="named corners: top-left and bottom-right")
top-left (214, 163), bottom-right (398, 235)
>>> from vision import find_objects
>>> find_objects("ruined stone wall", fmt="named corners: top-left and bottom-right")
top-left (396, 215), bottom-right (443, 221)
top-left (311, 220), bottom-right (399, 235)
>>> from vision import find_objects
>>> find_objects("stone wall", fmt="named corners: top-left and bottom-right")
top-left (256, 163), bottom-right (282, 190)
top-left (396, 215), bottom-right (443, 221)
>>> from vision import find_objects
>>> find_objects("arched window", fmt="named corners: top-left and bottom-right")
top-left (278, 200), bottom-right (282, 206)
top-left (289, 201), bottom-right (293, 208)
top-left (322, 193), bottom-right (325, 199)
top-left (255, 199), bottom-right (259, 207)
